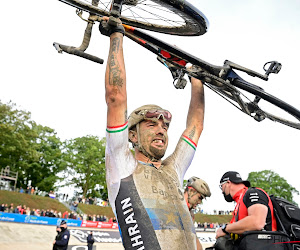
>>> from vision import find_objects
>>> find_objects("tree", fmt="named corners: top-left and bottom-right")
top-left (27, 124), bottom-right (64, 192)
top-left (247, 170), bottom-right (299, 204)
top-left (0, 101), bottom-right (37, 175)
top-left (63, 136), bottom-right (107, 199)
top-left (0, 101), bottom-right (64, 191)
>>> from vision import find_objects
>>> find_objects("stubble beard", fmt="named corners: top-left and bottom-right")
top-left (149, 145), bottom-right (166, 160)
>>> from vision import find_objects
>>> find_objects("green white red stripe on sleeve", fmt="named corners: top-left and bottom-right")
top-left (106, 121), bottom-right (128, 133)
top-left (181, 135), bottom-right (197, 150)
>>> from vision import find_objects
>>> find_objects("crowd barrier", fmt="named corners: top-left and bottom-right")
top-left (0, 212), bottom-right (118, 228)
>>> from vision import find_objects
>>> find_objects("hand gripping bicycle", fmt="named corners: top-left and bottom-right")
top-left (53, 0), bottom-right (300, 130)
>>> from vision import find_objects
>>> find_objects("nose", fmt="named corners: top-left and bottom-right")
top-left (156, 119), bottom-right (167, 134)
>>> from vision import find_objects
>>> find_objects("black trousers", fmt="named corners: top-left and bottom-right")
top-left (87, 243), bottom-right (94, 250)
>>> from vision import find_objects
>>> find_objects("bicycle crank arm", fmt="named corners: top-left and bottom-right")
top-left (53, 42), bottom-right (104, 64)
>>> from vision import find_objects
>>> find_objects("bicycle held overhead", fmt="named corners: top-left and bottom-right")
top-left (53, 0), bottom-right (300, 130)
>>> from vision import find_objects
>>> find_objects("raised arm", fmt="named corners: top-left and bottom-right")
top-left (182, 77), bottom-right (205, 145)
top-left (104, 23), bottom-right (127, 126)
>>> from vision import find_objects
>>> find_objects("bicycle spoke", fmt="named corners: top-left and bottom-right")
top-left (122, 2), bottom-right (185, 26)
top-left (59, 0), bottom-right (208, 35)
top-left (78, 0), bottom-right (185, 26)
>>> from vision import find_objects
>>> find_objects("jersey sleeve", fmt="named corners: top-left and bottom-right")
top-left (243, 188), bottom-right (269, 208)
top-left (163, 135), bottom-right (197, 184)
top-left (105, 122), bottom-right (137, 212)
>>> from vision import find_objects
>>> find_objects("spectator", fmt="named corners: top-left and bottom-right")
top-left (45, 209), bottom-right (50, 217)
top-left (73, 201), bottom-right (78, 212)
top-left (20, 187), bottom-right (24, 193)
top-left (35, 209), bottom-right (40, 216)
top-left (215, 171), bottom-right (277, 249)
top-left (62, 211), bottom-right (69, 219)
top-left (26, 207), bottom-right (31, 215)
top-left (0, 203), bottom-right (5, 212)
top-left (8, 203), bottom-right (14, 213)
top-left (20, 205), bottom-right (26, 214)
top-left (87, 231), bottom-right (95, 250)
top-left (13, 205), bottom-right (20, 213)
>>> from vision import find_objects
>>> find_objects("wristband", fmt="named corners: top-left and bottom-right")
top-left (221, 224), bottom-right (229, 235)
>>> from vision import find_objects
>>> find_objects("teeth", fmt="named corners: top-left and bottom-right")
top-left (154, 139), bottom-right (163, 143)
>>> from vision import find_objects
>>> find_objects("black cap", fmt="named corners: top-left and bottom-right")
top-left (60, 220), bottom-right (67, 225)
top-left (220, 171), bottom-right (250, 187)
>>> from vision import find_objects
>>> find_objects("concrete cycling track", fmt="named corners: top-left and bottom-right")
top-left (0, 221), bottom-right (123, 250)
top-left (0, 221), bottom-right (215, 250)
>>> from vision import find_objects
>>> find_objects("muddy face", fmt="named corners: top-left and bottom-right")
top-left (138, 119), bottom-right (169, 160)
top-left (188, 189), bottom-right (203, 210)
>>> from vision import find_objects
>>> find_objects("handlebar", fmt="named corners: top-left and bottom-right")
top-left (53, 42), bottom-right (104, 64)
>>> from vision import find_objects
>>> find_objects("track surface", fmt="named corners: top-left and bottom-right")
top-left (0, 221), bottom-right (215, 249)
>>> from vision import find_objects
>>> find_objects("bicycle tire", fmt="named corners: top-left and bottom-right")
top-left (231, 79), bottom-right (300, 130)
top-left (58, 0), bottom-right (208, 36)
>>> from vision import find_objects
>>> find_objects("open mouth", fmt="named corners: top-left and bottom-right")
top-left (152, 138), bottom-right (165, 146)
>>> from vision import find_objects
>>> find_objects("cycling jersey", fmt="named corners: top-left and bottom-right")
top-left (106, 121), bottom-right (197, 250)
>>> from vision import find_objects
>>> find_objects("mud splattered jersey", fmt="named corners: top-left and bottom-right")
top-left (105, 122), bottom-right (198, 250)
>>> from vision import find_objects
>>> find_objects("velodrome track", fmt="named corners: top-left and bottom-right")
top-left (0, 222), bottom-right (123, 250)
top-left (0, 221), bottom-right (215, 250)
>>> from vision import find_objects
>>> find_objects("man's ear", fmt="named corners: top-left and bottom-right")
top-left (129, 130), bottom-right (138, 143)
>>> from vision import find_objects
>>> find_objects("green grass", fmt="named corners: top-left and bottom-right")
top-left (78, 203), bottom-right (115, 219)
top-left (0, 190), bottom-right (70, 213)
top-left (194, 213), bottom-right (232, 224)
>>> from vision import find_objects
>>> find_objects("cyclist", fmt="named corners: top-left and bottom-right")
top-left (184, 176), bottom-right (211, 250)
top-left (100, 16), bottom-right (205, 250)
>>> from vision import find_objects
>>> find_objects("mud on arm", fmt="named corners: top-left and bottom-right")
top-left (105, 32), bottom-right (127, 126)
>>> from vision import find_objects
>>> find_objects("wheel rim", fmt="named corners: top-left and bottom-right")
top-left (207, 83), bottom-right (300, 130)
top-left (59, 0), bottom-right (208, 35)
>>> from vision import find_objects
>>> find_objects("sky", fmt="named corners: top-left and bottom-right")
top-left (1, 0), bottom-right (300, 213)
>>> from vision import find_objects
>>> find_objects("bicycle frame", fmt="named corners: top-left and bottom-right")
top-left (53, 9), bottom-right (300, 129)
top-left (122, 25), bottom-right (300, 123)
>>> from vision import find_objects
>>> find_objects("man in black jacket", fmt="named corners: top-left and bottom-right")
top-left (87, 231), bottom-right (95, 250)
top-left (53, 220), bottom-right (70, 250)
top-left (53, 226), bottom-right (61, 250)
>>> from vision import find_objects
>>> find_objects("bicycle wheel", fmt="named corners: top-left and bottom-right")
top-left (204, 78), bottom-right (300, 130)
top-left (58, 0), bottom-right (208, 36)
top-left (231, 79), bottom-right (300, 130)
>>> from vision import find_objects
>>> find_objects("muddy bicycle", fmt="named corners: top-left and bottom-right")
top-left (53, 0), bottom-right (300, 130)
